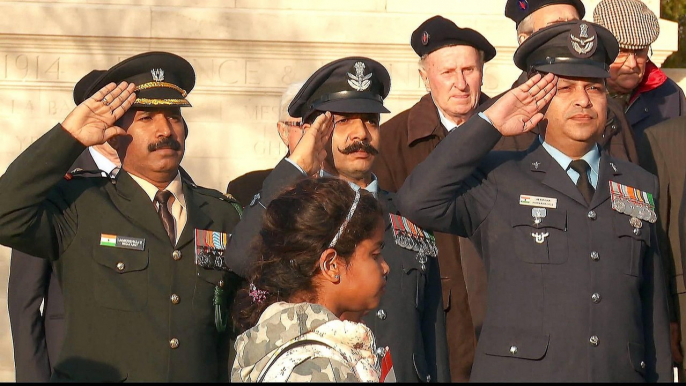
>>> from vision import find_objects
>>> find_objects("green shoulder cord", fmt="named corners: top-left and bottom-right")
top-left (214, 285), bottom-right (228, 332)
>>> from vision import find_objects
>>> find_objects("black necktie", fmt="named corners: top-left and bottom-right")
top-left (155, 190), bottom-right (176, 244)
top-left (569, 159), bottom-right (595, 205)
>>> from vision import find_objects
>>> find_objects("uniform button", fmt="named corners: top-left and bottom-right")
top-left (587, 210), bottom-right (597, 220)
top-left (633, 228), bottom-right (641, 236)
top-left (590, 335), bottom-right (599, 346)
top-left (170, 338), bottom-right (179, 349)
top-left (640, 361), bottom-right (646, 369)
top-left (116, 262), bottom-right (125, 271)
top-left (591, 293), bottom-right (601, 303)
top-left (590, 251), bottom-right (600, 261)
top-left (170, 294), bottom-right (180, 304)
top-left (510, 345), bottom-right (518, 355)
top-left (376, 309), bottom-right (387, 320)
top-left (218, 280), bottom-right (225, 288)
top-left (172, 250), bottom-right (182, 261)
top-left (426, 375), bottom-right (431, 382)
top-left (644, 107), bottom-right (649, 113)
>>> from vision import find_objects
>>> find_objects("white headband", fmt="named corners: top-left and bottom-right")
top-left (328, 186), bottom-right (361, 249)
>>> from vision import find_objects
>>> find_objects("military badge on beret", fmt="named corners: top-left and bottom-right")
top-left (568, 22), bottom-right (597, 58)
top-left (519, 0), bottom-right (529, 10)
top-left (421, 31), bottom-right (430, 46)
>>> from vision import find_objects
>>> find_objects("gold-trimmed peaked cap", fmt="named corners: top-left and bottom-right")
top-left (288, 56), bottom-right (391, 121)
top-left (80, 51), bottom-right (195, 108)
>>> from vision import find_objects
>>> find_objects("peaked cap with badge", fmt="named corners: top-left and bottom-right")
top-left (79, 51), bottom-right (195, 108)
top-left (514, 20), bottom-right (619, 78)
top-left (288, 56), bottom-right (391, 121)
top-left (505, 0), bottom-right (585, 26)
top-left (410, 15), bottom-right (496, 61)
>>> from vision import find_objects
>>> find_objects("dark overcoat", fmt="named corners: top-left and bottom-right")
top-left (0, 125), bottom-right (242, 382)
top-left (7, 150), bottom-right (97, 382)
top-left (373, 93), bottom-right (488, 381)
top-left (225, 159), bottom-right (450, 383)
top-left (628, 77), bottom-right (686, 139)
top-left (397, 116), bottom-right (672, 382)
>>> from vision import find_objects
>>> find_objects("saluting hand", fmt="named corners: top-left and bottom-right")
top-left (288, 112), bottom-right (334, 176)
top-left (61, 82), bottom-right (137, 147)
top-left (484, 73), bottom-right (558, 137)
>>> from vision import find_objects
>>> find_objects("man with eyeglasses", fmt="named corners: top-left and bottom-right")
top-left (226, 81), bottom-right (305, 207)
top-left (594, 0), bottom-right (686, 138)
top-left (488, 0), bottom-right (639, 166)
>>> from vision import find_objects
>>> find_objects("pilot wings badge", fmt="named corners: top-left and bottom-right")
top-left (151, 68), bottom-right (165, 82)
top-left (347, 62), bottom-right (373, 91)
top-left (568, 23), bottom-right (597, 58)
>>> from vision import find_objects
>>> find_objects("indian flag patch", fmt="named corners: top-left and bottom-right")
top-left (100, 234), bottom-right (117, 247)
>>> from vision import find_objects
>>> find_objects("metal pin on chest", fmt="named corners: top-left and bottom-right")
top-left (532, 207), bottom-right (546, 226)
top-left (531, 232), bottom-right (549, 244)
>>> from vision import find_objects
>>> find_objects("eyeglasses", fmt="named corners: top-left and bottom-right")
top-left (280, 121), bottom-right (302, 127)
top-left (615, 48), bottom-right (650, 65)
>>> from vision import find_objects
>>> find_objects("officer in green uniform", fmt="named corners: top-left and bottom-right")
top-left (0, 52), bottom-right (242, 382)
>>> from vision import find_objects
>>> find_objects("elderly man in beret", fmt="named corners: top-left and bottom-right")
top-left (594, 0), bottom-right (686, 138)
top-left (398, 20), bottom-right (671, 381)
top-left (372, 15), bottom-right (495, 381)
top-left (0, 52), bottom-right (242, 382)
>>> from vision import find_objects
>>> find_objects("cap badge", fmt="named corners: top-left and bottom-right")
top-left (569, 23), bottom-right (597, 58)
top-left (518, 0), bottom-right (528, 10)
top-left (347, 62), bottom-right (373, 92)
top-left (151, 68), bottom-right (165, 82)
top-left (422, 31), bottom-right (430, 46)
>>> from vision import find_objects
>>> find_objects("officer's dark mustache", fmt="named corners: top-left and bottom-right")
top-left (338, 141), bottom-right (378, 155)
top-left (148, 137), bottom-right (181, 152)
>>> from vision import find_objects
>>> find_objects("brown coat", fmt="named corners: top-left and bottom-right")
top-left (374, 93), bottom-right (489, 381)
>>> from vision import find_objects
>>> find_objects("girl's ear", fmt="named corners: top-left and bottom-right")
top-left (319, 248), bottom-right (341, 283)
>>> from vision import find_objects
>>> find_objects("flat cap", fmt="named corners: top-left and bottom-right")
top-left (505, 0), bottom-right (585, 26)
top-left (288, 57), bottom-right (391, 121)
top-left (593, 0), bottom-right (659, 50)
top-left (514, 20), bottom-right (619, 78)
top-left (410, 15), bottom-right (496, 61)
top-left (80, 51), bottom-right (195, 108)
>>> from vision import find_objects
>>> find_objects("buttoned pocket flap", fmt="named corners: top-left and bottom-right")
top-left (612, 214), bottom-right (651, 245)
top-left (628, 342), bottom-right (646, 376)
top-left (92, 246), bottom-right (149, 273)
top-left (510, 205), bottom-right (566, 230)
top-left (510, 206), bottom-right (568, 264)
top-left (197, 268), bottom-right (225, 286)
top-left (481, 327), bottom-right (550, 360)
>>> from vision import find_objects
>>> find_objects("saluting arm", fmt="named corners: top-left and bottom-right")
top-left (396, 73), bottom-right (559, 237)
top-left (0, 82), bottom-right (135, 260)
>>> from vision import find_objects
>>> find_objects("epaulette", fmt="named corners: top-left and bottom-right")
top-left (189, 183), bottom-right (243, 219)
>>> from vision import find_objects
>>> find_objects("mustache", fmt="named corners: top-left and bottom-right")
top-left (338, 141), bottom-right (379, 156)
top-left (148, 137), bottom-right (181, 152)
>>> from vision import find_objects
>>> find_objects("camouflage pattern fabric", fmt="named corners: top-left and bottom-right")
top-left (232, 302), bottom-right (381, 382)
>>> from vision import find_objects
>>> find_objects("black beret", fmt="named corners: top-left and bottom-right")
top-left (514, 21), bottom-right (619, 78)
top-left (505, 0), bottom-right (585, 26)
top-left (73, 70), bottom-right (107, 105)
top-left (288, 57), bottom-right (391, 121)
top-left (410, 15), bottom-right (496, 61)
top-left (82, 51), bottom-right (195, 108)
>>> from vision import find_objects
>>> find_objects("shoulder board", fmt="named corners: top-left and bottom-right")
top-left (189, 184), bottom-right (243, 218)
top-left (64, 168), bottom-right (109, 181)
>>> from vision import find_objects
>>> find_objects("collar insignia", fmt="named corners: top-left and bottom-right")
top-left (348, 62), bottom-right (373, 92)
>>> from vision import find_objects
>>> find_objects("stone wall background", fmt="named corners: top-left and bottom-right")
top-left (0, 0), bottom-right (679, 381)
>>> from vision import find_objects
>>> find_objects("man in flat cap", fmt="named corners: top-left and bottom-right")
top-left (398, 20), bottom-right (671, 381)
top-left (226, 57), bottom-right (450, 382)
top-left (594, 0), bottom-right (685, 138)
top-left (0, 52), bottom-right (242, 381)
top-left (372, 16), bottom-right (495, 380)
top-left (493, 0), bottom-right (639, 165)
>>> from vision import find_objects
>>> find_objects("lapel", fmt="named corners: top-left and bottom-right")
top-left (108, 171), bottom-right (171, 244)
top-left (522, 141), bottom-right (588, 207)
top-left (175, 183), bottom-right (213, 249)
top-left (72, 150), bottom-right (99, 171)
top-left (590, 152), bottom-right (622, 210)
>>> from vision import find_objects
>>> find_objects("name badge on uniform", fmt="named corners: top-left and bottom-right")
top-left (520, 194), bottom-right (557, 209)
top-left (99, 233), bottom-right (145, 251)
top-left (609, 181), bottom-right (657, 223)
top-left (389, 214), bottom-right (437, 272)
top-left (195, 229), bottom-right (229, 270)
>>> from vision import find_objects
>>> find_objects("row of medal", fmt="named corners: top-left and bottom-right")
top-left (389, 213), bottom-right (438, 271)
top-left (609, 181), bottom-right (657, 225)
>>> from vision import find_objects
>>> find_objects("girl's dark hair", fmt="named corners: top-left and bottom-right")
top-left (233, 177), bottom-right (382, 330)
